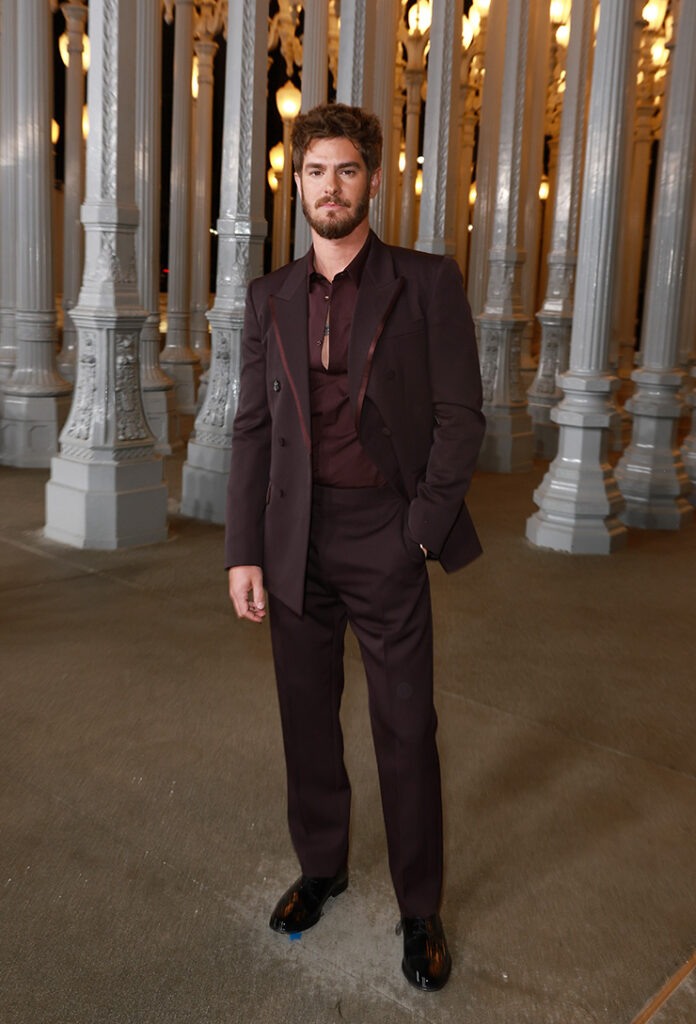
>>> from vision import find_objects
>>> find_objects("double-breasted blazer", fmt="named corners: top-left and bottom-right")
top-left (225, 232), bottom-right (485, 616)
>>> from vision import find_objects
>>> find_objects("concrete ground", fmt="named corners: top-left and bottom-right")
top-left (1, 455), bottom-right (695, 1024)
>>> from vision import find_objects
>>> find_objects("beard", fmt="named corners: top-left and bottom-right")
top-left (300, 182), bottom-right (371, 240)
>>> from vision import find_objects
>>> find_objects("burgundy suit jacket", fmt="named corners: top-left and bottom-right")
top-left (225, 232), bottom-right (485, 616)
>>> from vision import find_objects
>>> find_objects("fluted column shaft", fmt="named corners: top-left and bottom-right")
top-left (190, 37), bottom-right (218, 370)
top-left (388, 66), bottom-right (405, 245)
top-left (527, 1), bottom-right (635, 554)
top-left (293, 0), bottom-right (328, 260)
top-left (1, 0), bottom-right (72, 468)
top-left (415, 0), bottom-right (462, 256)
top-left (45, 0), bottom-right (168, 550)
top-left (528, 0), bottom-right (594, 458)
top-left (136, 0), bottom-right (175, 455)
top-left (520, 8), bottom-right (551, 370)
top-left (475, 0), bottom-right (535, 472)
top-left (336, 0), bottom-right (376, 109)
top-left (369, 0), bottom-right (400, 238)
top-left (161, 0), bottom-right (200, 422)
top-left (466, 0), bottom-right (507, 316)
top-left (58, 2), bottom-right (88, 384)
top-left (399, 67), bottom-right (424, 248)
top-left (0, 0), bottom-right (18, 386)
top-left (455, 75), bottom-right (478, 277)
top-left (616, 1), bottom-right (696, 530)
top-left (181, 0), bottom-right (268, 523)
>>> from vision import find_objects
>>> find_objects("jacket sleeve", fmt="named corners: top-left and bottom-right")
top-left (224, 281), bottom-right (272, 570)
top-left (406, 256), bottom-right (485, 556)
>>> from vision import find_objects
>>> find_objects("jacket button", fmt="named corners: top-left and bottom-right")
top-left (381, 426), bottom-right (392, 437)
top-left (278, 437), bottom-right (286, 447)
top-left (279, 488), bottom-right (285, 498)
top-left (385, 369), bottom-right (396, 381)
top-left (273, 379), bottom-right (281, 392)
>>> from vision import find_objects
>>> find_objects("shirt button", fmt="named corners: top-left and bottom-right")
top-left (273, 379), bottom-right (281, 392)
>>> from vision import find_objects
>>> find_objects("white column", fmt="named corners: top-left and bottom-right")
top-left (414, 0), bottom-right (462, 256)
top-left (160, 0), bottom-right (200, 429)
top-left (136, 0), bottom-right (176, 455)
top-left (1, 0), bottom-right (72, 468)
top-left (519, 7), bottom-right (550, 372)
top-left (369, 0), bottom-right (400, 238)
top-left (57, 1), bottom-right (88, 384)
top-left (0, 0), bottom-right (18, 390)
top-left (466, 0), bottom-right (507, 317)
top-left (528, 0), bottom-right (594, 459)
top-left (475, 0), bottom-right (535, 472)
top-left (180, 0), bottom-right (267, 522)
top-left (336, 0), bottom-right (376, 109)
top-left (387, 63), bottom-right (405, 246)
top-left (398, 61), bottom-right (426, 249)
top-left (293, 0), bottom-right (328, 260)
top-left (526, 2), bottom-right (634, 554)
top-left (45, 0), bottom-right (167, 549)
top-left (190, 34), bottom-right (219, 371)
top-left (615, 1), bottom-right (696, 530)
top-left (455, 46), bottom-right (482, 277)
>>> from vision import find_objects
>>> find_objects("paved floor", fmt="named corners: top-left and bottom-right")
top-left (1, 456), bottom-right (695, 1024)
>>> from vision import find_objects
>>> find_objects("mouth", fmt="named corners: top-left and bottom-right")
top-left (317, 199), bottom-right (349, 210)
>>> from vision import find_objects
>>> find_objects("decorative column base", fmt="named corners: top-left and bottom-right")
top-left (159, 357), bottom-right (200, 417)
top-left (681, 371), bottom-right (696, 505)
top-left (142, 385), bottom-right (178, 456)
top-left (57, 321), bottom-right (78, 384)
top-left (180, 315), bottom-right (241, 523)
top-left (477, 315), bottom-right (534, 472)
top-left (527, 317), bottom-right (568, 461)
top-left (478, 404), bottom-right (534, 471)
top-left (615, 369), bottom-right (693, 529)
top-left (526, 373), bottom-right (628, 553)
top-left (528, 403), bottom-right (559, 460)
top-left (0, 393), bottom-right (72, 467)
top-left (45, 456), bottom-right (168, 549)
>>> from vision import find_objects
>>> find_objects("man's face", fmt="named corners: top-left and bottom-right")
top-left (295, 137), bottom-right (381, 240)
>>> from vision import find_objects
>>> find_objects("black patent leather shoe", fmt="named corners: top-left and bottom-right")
top-left (269, 868), bottom-right (348, 934)
top-left (397, 913), bottom-right (452, 991)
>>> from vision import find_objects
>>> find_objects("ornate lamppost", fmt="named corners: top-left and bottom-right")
top-left (57, 3), bottom-right (89, 384)
top-left (275, 79), bottom-right (302, 267)
top-left (398, 0), bottom-right (431, 249)
top-left (456, 0), bottom-right (488, 275)
top-left (268, 142), bottom-right (285, 271)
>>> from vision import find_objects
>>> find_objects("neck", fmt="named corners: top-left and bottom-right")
top-left (311, 221), bottom-right (370, 281)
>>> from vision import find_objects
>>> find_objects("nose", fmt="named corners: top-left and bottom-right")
top-left (324, 171), bottom-right (340, 194)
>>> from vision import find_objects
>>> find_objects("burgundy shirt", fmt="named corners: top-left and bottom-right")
top-left (307, 237), bottom-right (384, 487)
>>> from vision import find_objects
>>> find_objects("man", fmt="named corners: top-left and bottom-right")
top-left (226, 103), bottom-right (484, 992)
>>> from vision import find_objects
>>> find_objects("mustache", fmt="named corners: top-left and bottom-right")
top-left (316, 196), bottom-right (350, 209)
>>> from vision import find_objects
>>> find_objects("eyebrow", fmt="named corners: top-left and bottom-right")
top-left (304, 160), bottom-right (362, 171)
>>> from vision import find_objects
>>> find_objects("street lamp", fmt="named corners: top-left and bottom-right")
top-left (275, 79), bottom-right (302, 266)
top-left (269, 141), bottom-right (286, 270)
top-left (398, 2), bottom-right (431, 248)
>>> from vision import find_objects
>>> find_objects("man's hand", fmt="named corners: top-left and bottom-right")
top-left (228, 565), bottom-right (266, 623)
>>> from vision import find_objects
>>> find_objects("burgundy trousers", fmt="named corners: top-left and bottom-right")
top-left (268, 484), bottom-right (443, 917)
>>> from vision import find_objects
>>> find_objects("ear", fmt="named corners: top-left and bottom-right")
top-left (369, 167), bottom-right (382, 199)
top-left (294, 171), bottom-right (302, 196)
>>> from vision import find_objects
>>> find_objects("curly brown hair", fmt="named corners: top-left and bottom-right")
top-left (291, 103), bottom-right (383, 177)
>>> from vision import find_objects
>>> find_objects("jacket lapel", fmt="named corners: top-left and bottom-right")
top-left (348, 233), bottom-right (404, 427)
top-left (269, 254), bottom-right (312, 452)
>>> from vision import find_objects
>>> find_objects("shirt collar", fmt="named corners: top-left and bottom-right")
top-left (308, 230), bottom-right (372, 288)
